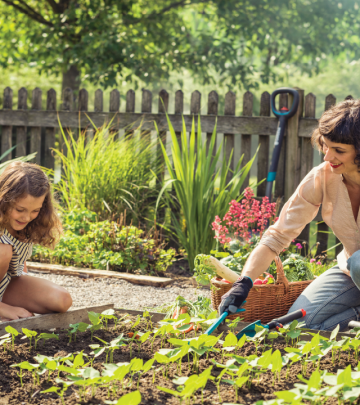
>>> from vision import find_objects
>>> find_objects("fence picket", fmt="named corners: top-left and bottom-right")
top-left (44, 89), bottom-right (56, 170)
top-left (94, 89), bottom-right (103, 112)
top-left (257, 91), bottom-right (270, 196)
top-left (158, 89), bottom-right (169, 183)
top-left (16, 87), bottom-right (28, 159)
top-left (316, 94), bottom-right (337, 256)
top-left (174, 90), bottom-right (184, 150)
top-left (224, 91), bottom-right (236, 184)
top-left (61, 87), bottom-right (73, 158)
top-left (206, 91), bottom-right (218, 155)
top-left (30, 88), bottom-right (42, 165)
top-left (125, 89), bottom-right (135, 138)
top-left (78, 89), bottom-right (88, 112)
top-left (297, 92), bottom-right (316, 247)
top-left (285, 88), bottom-right (304, 201)
top-left (274, 93), bottom-right (288, 200)
top-left (141, 89), bottom-right (152, 143)
top-left (241, 91), bottom-right (253, 192)
top-left (1, 87), bottom-right (13, 162)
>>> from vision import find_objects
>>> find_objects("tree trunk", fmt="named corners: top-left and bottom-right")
top-left (61, 65), bottom-right (80, 99)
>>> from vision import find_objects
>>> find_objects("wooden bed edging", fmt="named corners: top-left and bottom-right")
top-left (26, 262), bottom-right (174, 287)
top-left (0, 303), bottom-right (114, 335)
top-left (1, 306), bottom-right (355, 341)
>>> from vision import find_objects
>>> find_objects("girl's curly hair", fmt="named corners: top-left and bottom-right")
top-left (312, 99), bottom-right (360, 169)
top-left (0, 161), bottom-right (62, 248)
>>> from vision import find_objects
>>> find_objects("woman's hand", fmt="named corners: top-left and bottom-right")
top-left (0, 302), bottom-right (34, 321)
top-left (218, 276), bottom-right (253, 316)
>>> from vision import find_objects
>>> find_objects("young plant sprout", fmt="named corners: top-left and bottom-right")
top-left (5, 325), bottom-right (20, 350)
top-left (10, 361), bottom-right (40, 387)
top-left (100, 308), bottom-right (116, 330)
top-left (21, 328), bottom-right (38, 351)
top-left (0, 333), bottom-right (11, 353)
top-left (34, 333), bottom-right (59, 350)
top-left (65, 322), bottom-right (89, 343)
top-left (41, 379), bottom-right (74, 405)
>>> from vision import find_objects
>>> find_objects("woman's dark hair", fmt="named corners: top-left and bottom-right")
top-left (312, 98), bottom-right (360, 168)
top-left (0, 161), bottom-right (62, 247)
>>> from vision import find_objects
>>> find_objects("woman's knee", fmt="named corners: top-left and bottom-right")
top-left (348, 250), bottom-right (360, 287)
top-left (49, 288), bottom-right (72, 313)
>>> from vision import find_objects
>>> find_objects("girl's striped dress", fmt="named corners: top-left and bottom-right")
top-left (0, 229), bottom-right (33, 300)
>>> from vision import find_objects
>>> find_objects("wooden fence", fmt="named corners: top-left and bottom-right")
top-left (0, 86), bottom-right (346, 256)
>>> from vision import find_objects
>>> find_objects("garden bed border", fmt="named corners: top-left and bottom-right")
top-left (27, 262), bottom-right (174, 287)
top-left (1, 306), bottom-right (355, 341)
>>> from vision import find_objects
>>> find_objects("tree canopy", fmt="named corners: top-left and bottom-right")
top-left (1, 0), bottom-right (360, 90)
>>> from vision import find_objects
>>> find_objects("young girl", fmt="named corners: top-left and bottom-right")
top-left (0, 161), bottom-right (72, 321)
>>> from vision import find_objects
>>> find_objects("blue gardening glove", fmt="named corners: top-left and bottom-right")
top-left (218, 276), bottom-right (253, 316)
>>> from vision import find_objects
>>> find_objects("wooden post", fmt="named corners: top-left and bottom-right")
top-left (61, 87), bottom-right (74, 158)
top-left (190, 90), bottom-right (201, 165)
top-left (2, 87), bottom-right (13, 162)
top-left (284, 87), bottom-right (304, 202)
top-left (297, 93), bottom-right (316, 248)
top-left (95, 89), bottom-right (103, 112)
top-left (44, 89), bottom-right (56, 170)
top-left (206, 90), bottom-right (218, 155)
top-left (174, 90), bottom-right (184, 151)
top-left (78, 89), bottom-right (88, 112)
top-left (224, 91), bottom-right (236, 185)
top-left (141, 89), bottom-right (152, 143)
top-left (316, 94), bottom-right (336, 257)
top-left (158, 89), bottom-right (169, 183)
top-left (257, 91), bottom-right (270, 196)
top-left (125, 89), bottom-right (135, 138)
top-left (240, 91), bottom-right (253, 192)
top-left (274, 93), bottom-right (288, 200)
top-left (30, 88), bottom-right (42, 165)
top-left (16, 87), bottom-right (28, 158)
top-left (109, 89), bottom-right (120, 138)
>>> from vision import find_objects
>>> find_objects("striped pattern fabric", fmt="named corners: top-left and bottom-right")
top-left (0, 229), bottom-right (33, 300)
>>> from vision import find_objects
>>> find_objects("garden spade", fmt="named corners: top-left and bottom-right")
top-left (236, 308), bottom-right (306, 339)
top-left (266, 88), bottom-right (299, 202)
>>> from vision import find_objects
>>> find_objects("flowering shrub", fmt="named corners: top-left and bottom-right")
top-left (212, 187), bottom-right (277, 245)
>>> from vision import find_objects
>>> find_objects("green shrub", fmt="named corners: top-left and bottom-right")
top-left (48, 122), bottom-right (163, 224)
top-left (31, 209), bottom-right (176, 275)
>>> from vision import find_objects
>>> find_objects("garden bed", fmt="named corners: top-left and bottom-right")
top-left (0, 309), bottom-right (359, 405)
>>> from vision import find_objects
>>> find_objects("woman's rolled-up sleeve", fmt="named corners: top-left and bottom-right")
top-left (259, 167), bottom-right (323, 255)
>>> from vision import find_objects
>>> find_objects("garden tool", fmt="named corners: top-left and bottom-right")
top-left (348, 320), bottom-right (360, 329)
top-left (266, 88), bottom-right (300, 202)
top-left (236, 308), bottom-right (306, 339)
top-left (203, 305), bottom-right (247, 336)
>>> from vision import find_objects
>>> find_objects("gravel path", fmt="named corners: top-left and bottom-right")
top-left (29, 271), bottom-right (212, 311)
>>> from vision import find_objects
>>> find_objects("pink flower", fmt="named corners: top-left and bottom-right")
top-left (316, 261), bottom-right (322, 265)
top-left (296, 243), bottom-right (302, 249)
top-left (310, 258), bottom-right (315, 263)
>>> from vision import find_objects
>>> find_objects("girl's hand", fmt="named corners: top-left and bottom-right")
top-left (0, 302), bottom-right (34, 321)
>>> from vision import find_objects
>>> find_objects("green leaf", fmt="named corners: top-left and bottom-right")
top-left (223, 332), bottom-right (238, 348)
top-left (116, 390), bottom-right (141, 405)
top-left (330, 324), bottom-right (340, 341)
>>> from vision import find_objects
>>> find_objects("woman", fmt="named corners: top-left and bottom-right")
top-left (219, 98), bottom-right (360, 331)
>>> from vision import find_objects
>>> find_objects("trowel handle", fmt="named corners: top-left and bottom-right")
top-left (204, 307), bottom-right (246, 336)
top-left (267, 309), bottom-right (306, 329)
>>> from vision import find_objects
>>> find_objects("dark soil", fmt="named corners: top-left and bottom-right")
top-left (0, 313), bottom-right (354, 405)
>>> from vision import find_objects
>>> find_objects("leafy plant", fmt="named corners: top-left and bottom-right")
top-left (5, 326), bottom-right (19, 350)
top-left (156, 115), bottom-right (257, 269)
top-left (32, 208), bottom-right (175, 274)
top-left (34, 333), bottom-right (59, 350)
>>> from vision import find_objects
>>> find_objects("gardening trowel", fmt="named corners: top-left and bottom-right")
top-left (203, 304), bottom-right (247, 336)
top-left (236, 308), bottom-right (306, 339)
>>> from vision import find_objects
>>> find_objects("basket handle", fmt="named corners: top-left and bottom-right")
top-left (274, 256), bottom-right (289, 294)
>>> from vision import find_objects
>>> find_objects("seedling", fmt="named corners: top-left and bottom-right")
top-left (5, 325), bottom-right (20, 350)
top-left (41, 379), bottom-right (74, 405)
top-left (11, 361), bottom-right (40, 387)
top-left (100, 308), bottom-right (116, 330)
top-left (34, 333), bottom-right (59, 350)
top-left (65, 322), bottom-right (89, 343)
top-left (0, 333), bottom-right (11, 352)
top-left (21, 328), bottom-right (38, 351)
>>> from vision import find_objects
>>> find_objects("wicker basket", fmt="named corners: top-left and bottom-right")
top-left (210, 256), bottom-right (313, 324)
